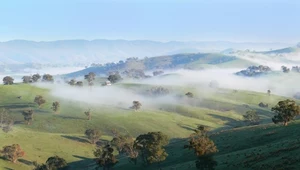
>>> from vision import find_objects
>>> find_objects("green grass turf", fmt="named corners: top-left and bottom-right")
top-left (0, 83), bottom-right (297, 170)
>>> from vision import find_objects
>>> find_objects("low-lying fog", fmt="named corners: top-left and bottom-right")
top-left (33, 52), bottom-right (300, 108)
top-left (34, 67), bottom-right (299, 110)
top-left (0, 66), bottom-right (84, 83)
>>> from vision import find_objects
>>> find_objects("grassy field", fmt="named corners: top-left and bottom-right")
top-left (0, 82), bottom-right (297, 170)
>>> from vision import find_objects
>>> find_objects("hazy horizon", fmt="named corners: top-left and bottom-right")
top-left (1, 0), bottom-right (299, 43)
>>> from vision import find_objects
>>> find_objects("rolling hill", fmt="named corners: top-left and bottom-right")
top-left (0, 79), bottom-right (297, 169)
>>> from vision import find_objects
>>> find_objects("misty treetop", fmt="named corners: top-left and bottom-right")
top-left (3, 76), bottom-right (14, 85)
top-left (84, 72), bottom-right (96, 86)
top-left (34, 95), bottom-right (46, 108)
top-left (42, 74), bottom-right (54, 83)
top-left (236, 65), bottom-right (271, 77)
top-left (107, 72), bottom-right (122, 84)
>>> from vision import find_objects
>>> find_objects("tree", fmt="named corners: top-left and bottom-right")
top-left (110, 131), bottom-right (138, 165)
top-left (3, 76), bottom-right (14, 85)
top-left (147, 86), bottom-right (169, 97)
top-left (51, 101), bottom-right (60, 114)
top-left (84, 109), bottom-right (91, 120)
top-left (267, 89), bottom-right (271, 96)
top-left (33, 156), bottom-right (68, 170)
top-left (271, 99), bottom-right (300, 126)
top-left (243, 110), bottom-right (260, 125)
top-left (68, 79), bottom-right (76, 86)
top-left (0, 144), bottom-right (25, 163)
top-left (45, 156), bottom-right (67, 170)
top-left (22, 109), bottom-right (34, 125)
top-left (32, 74), bottom-right (41, 82)
top-left (94, 145), bottom-right (118, 170)
top-left (130, 101), bottom-right (142, 111)
top-left (84, 72), bottom-right (96, 86)
top-left (85, 129), bottom-right (101, 144)
top-left (76, 81), bottom-right (83, 87)
top-left (153, 70), bottom-right (164, 76)
top-left (107, 73), bottom-right (122, 84)
top-left (184, 127), bottom-right (218, 170)
top-left (42, 74), bottom-right (54, 83)
top-left (281, 66), bottom-right (290, 73)
top-left (0, 108), bottom-right (14, 133)
top-left (22, 76), bottom-right (33, 83)
top-left (34, 95), bottom-right (46, 108)
top-left (186, 92), bottom-right (194, 98)
top-left (258, 102), bottom-right (268, 108)
top-left (134, 132), bottom-right (169, 166)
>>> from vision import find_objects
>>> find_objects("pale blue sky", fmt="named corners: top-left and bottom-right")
top-left (0, 0), bottom-right (299, 43)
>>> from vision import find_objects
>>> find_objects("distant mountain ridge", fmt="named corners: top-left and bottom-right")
top-left (0, 39), bottom-right (293, 65)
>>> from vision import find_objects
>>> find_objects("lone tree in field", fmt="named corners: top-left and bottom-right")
top-left (42, 74), bottom-right (54, 83)
top-left (281, 65), bottom-right (290, 73)
top-left (33, 155), bottom-right (67, 170)
top-left (107, 73), bottom-right (122, 84)
top-left (51, 101), bottom-right (60, 113)
top-left (84, 72), bottom-right (96, 86)
top-left (76, 81), bottom-right (83, 87)
top-left (34, 95), bottom-right (46, 108)
top-left (3, 76), bottom-right (14, 85)
top-left (267, 89), bottom-right (271, 96)
top-left (84, 109), bottom-right (92, 120)
top-left (85, 129), bottom-right (101, 144)
top-left (32, 74), bottom-right (41, 82)
top-left (22, 109), bottom-right (34, 125)
top-left (94, 144), bottom-right (118, 170)
top-left (68, 79), bottom-right (76, 86)
top-left (243, 110), bottom-right (260, 125)
top-left (22, 76), bottom-right (33, 83)
top-left (0, 109), bottom-right (14, 133)
top-left (185, 126), bottom-right (218, 170)
top-left (271, 99), bottom-right (300, 126)
top-left (186, 92), bottom-right (194, 98)
top-left (130, 101), bottom-right (142, 111)
top-left (134, 131), bottom-right (169, 166)
top-left (0, 144), bottom-right (25, 163)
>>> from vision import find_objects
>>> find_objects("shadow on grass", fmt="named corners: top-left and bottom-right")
top-left (18, 158), bottom-right (32, 166)
top-left (14, 120), bottom-right (24, 125)
top-left (177, 124), bottom-right (195, 131)
top-left (68, 155), bottom-right (96, 170)
top-left (55, 115), bottom-right (87, 120)
top-left (96, 139), bottom-right (111, 147)
top-left (4, 167), bottom-right (13, 170)
top-left (61, 135), bottom-right (90, 143)
top-left (56, 115), bottom-right (85, 120)
top-left (208, 114), bottom-right (244, 128)
top-left (0, 103), bottom-right (35, 109)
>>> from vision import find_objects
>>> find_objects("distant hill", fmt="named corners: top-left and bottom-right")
top-left (0, 39), bottom-right (292, 65)
top-left (65, 53), bottom-right (240, 78)
top-left (263, 47), bottom-right (298, 54)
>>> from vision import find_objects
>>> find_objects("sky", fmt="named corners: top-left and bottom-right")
top-left (0, 0), bottom-right (299, 43)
